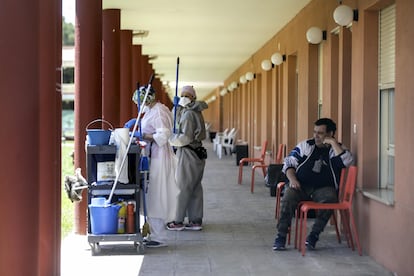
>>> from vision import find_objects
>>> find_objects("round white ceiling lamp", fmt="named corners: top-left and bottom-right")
top-left (271, 52), bottom-right (284, 66)
top-left (231, 81), bottom-right (238, 90)
top-left (240, 75), bottom-right (247, 84)
top-left (261, 59), bottom-right (272, 71)
top-left (333, 4), bottom-right (354, 26)
top-left (306, 27), bottom-right (324, 44)
top-left (220, 88), bottom-right (228, 96)
top-left (245, 72), bottom-right (254, 81)
top-left (205, 95), bottom-right (217, 104)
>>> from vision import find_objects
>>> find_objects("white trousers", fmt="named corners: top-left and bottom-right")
top-left (147, 217), bottom-right (169, 242)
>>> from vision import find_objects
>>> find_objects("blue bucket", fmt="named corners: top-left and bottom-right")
top-left (86, 119), bottom-right (113, 145)
top-left (89, 204), bottom-right (121, 234)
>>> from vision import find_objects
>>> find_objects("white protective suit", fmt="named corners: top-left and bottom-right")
top-left (140, 102), bottom-right (179, 242)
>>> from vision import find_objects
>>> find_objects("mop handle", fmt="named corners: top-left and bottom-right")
top-left (173, 57), bottom-right (180, 134)
top-left (106, 74), bottom-right (154, 204)
top-left (136, 82), bottom-right (143, 136)
top-left (141, 171), bottom-right (149, 220)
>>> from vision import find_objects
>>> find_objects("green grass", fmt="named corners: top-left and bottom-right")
top-left (61, 140), bottom-right (75, 238)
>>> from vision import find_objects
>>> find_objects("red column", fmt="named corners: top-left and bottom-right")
top-left (38, 0), bottom-right (62, 274)
top-left (154, 78), bottom-right (164, 103)
top-left (148, 64), bottom-right (155, 89)
top-left (102, 9), bottom-right (121, 127)
top-left (131, 45), bottom-right (143, 117)
top-left (120, 30), bottom-right (133, 125)
top-left (141, 55), bottom-right (151, 84)
top-left (74, 0), bottom-right (102, 234)
top-left (0, 1), bottom-right (41, 275)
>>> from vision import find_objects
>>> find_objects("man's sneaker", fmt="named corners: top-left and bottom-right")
top-left (184, 222), bottom-right (202, 231)
top-left (305, 232), bottom-right (319, 250)
top-left (166, 221), bottom-right (185, 231)
top-left (272, 235), bottom-right (287, 251)
top-left (144, 240), bottom-right (168, 248)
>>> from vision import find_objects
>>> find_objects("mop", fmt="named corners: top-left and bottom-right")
top-left (64, 168), bottom-right (88, 202)
top-left (106, 74), bottom-right (154, 205)
top-left (135, 82), bottom-right (151, 238)
top-left (173, 57), bottom-right (180, 134)
top-left (139, 146), bottom-right (151, 238)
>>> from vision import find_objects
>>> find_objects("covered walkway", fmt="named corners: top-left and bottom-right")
top-left (61, 140), bottom-right (392, 276)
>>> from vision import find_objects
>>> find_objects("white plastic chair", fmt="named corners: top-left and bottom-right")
top-left (213, 128), bottom-right (228, 152)
top-left (205, 122), bottom-right (212, 141)
top-left (217, 128), bottom-right (237, 159)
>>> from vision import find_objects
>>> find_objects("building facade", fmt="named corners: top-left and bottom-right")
top-left (1, 0), bottom-right (413, 275)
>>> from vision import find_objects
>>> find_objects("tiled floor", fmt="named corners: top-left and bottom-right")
top-left (61, 140), bottom-right (393, 276)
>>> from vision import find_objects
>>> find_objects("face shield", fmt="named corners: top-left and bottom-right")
top-left (132, 86), bottom-right (155, 105)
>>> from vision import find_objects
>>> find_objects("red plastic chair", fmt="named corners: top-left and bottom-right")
top-left (293, 168), bottom-right (346, 249)
top-left (250, 143), bottom-right (286, 193)
top-left (297, 166), bottom-right (362, 256)
top-left (238, 140), bottom-right (268, 185)
top-left (275, 181), bottom-right (298, 245)
top-left (276, 168), bottom-right (346, 247)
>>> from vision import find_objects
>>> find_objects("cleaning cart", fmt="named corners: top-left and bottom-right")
top-left (86, 143), bottom-right (145, 255)
top-left (85, 76), bottom-right (155, 256)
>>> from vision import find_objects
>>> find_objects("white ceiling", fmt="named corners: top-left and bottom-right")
top-left (102, 0), bottom-right (311, 100)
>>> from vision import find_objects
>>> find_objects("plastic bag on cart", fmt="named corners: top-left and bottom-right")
top-left (112, 128), bottom-right (130, 184)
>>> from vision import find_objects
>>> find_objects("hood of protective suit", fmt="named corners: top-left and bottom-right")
top-left (186, 100), bottom-right (208, 112)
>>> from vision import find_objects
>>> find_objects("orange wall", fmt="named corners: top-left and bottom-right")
top-left (202, 88), bottom-right (220, 133)
top-left (202, 0), bottom-right (414, 275)
top-left (352, 0), bottom-right (414, 275)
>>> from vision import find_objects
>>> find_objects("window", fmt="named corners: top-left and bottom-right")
top-left (379, 4), bottom-right (395, 192)
top-left (62, 100), bottom-right (74, 140)
top-left (62, 66), bottom-right (74, 84)
top-left (379, 89), bottom-right (394, 190)
top-left (362, 4), bottom-right (395, 205)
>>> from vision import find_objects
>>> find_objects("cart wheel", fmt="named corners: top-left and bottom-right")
top-left (135, 242), bottom-right (145, 254)
top-left (90, 242), bottom-right (101, 256)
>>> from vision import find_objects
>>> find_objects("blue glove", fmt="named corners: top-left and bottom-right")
top-left (133, 130), bottom-right (143, 140)
top-left (173, 96), bottom-right (180, 106)
top-left (124, 118), bottom-right (137, 129)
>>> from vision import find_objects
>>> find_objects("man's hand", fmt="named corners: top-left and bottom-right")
top-left (323, 136), bottom-right (337, 146)
top-left (289, 178), bottom-right (301, 190)
top-left (286, 168), bottom-right (301, 190)
top-left (323, 137), bottom-right (344, 155)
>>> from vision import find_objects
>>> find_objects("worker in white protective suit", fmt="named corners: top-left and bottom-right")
top-left (124, 85), bottom-right (179, 248)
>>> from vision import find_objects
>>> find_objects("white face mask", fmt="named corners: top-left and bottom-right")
top-left (178, 96), bottom-right (191, 107)
top-left (142, 106), bottom-right (149, 113)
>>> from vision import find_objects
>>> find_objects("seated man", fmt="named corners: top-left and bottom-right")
top-left (273, 118), bottom-right (353, 251)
